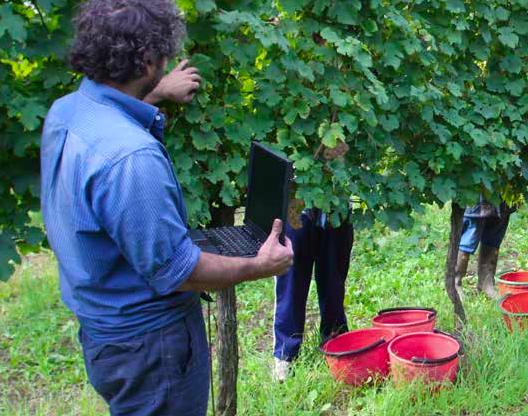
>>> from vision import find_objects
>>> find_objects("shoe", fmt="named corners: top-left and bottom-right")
top-left (455, 251), bottom-right (470, 301)
top-left (272, 358), bottom-right (290, 383)
top-left (477, 244), bottom-right (499, 299)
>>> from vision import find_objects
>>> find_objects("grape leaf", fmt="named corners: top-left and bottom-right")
top-left (0, 5), bottom-right (27, 42)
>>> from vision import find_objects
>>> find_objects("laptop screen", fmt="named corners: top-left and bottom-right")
top-left (245, 143), bottom-right (291, 237)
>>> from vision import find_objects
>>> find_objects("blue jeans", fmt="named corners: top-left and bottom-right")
top-left (273, 213), bottom-right (353, 361)
top-left (459, 214), bottom-right (510, 254)
top-left (79, 304), bottom-right (209, 415)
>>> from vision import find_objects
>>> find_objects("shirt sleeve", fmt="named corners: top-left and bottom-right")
top-left (91, 148), bottom-right (201, 295)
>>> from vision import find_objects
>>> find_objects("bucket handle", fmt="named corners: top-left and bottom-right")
top-left (377, 307), bottom-right (437, 318)
top-left (411, 353), bottom-right (459, 365)
top-left (319, 338), bottom-right (386, 357)
top-left (410, 329), bottom-right (463, 364)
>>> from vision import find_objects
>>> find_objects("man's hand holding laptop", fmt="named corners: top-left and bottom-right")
top-left (255, 219), bottom-right (294, 277)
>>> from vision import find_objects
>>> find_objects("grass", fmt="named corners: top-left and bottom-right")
top-left (3, 204), bottom-right (528, 415)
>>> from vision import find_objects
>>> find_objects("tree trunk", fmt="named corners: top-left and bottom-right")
top-left (210, 204), bottom-right (238, 416)
top-left (216, 286), bottom-right (238, 416)
top-left (445, 202), bottom-right (466, 331)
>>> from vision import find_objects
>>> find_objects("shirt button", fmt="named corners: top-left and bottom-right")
top-left (155, 115), bottom-right (161, 121)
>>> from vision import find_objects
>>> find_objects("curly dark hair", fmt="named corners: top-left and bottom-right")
top-left (70, 0), bottom-right (186, 83)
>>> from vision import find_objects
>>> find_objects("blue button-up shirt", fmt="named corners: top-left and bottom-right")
top-left (41, 78), bottom-right (201, 342)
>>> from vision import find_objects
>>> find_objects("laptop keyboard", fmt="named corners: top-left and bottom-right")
top-left (203, 226), bottom-right (261, 257)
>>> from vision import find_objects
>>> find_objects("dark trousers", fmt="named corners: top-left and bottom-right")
top-left (273, 213), bottom-right (354, 361)
top-left (80, 304), bottom-right (209, 416)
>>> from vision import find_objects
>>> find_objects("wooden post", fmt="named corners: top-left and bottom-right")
top-left (210, 204), bottom-right (238, 416)
top-left (445, 202), bottom-right (466, 331)
top-left (216, 286), bottom-right (238, 416)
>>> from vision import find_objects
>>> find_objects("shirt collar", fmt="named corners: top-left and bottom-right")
top-left (79, 77), bottom-right (164, 138)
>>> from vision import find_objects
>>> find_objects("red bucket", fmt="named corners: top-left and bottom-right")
top-left (372, 307), bottom-right (437, 336)
top-left (320, 328), bottom-right (395, 386)
top-left (498, 292), bottom-right (528, 332)
top-left (388, 330), bottom-right (461, 386)
top-left (496, 271), bottom-right (528, 296)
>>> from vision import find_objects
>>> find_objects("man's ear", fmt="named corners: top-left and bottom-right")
top-left (143, 52), bottom-right (157, 76)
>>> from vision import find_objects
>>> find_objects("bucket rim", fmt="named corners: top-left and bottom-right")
top-left (497, 292), bottom-right (528, 317)
top-left (319, 328), bottom-right (393, 358)
top-left (388, 330), bottom-right (461, 366)
top-left (495, 270), bottom-right (528, 286)
top-left (376, 306), bottom-right (437, 316)
top-left (373, 307), bottom-right (437, 327)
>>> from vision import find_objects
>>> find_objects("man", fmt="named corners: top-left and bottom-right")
top-left (40, 1), bottom-right (293, 415)
top-left (455, 198), bottom-right (512, 299)
top-left (273, 208), bottom-right (353, 381)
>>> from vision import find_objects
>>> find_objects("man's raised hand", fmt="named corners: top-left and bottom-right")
top-left (145, 59), bottom-right (202, 104)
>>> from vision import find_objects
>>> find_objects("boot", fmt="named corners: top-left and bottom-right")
top-left (455, 251), bottom-right (470, 300)
top-left (477, 244), bottom-right (499, 299)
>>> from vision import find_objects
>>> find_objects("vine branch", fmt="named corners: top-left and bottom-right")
top-left (31, 0), bottom-right (49, 33)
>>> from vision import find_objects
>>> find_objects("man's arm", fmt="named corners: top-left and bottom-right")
top-left (179, 219), bottom-right (294, 292)
top-left (180, 253), bottom-right (260, 292)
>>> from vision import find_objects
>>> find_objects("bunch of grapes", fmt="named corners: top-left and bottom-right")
top-left (287, 198), bottom-right (305, 229)
top-left (323, 141), bottom-right (349, 161)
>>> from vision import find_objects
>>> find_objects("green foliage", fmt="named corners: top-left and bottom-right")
top-left (0, 0), bottom-right (76, 281)
top-left (2, 0), bottom-right (528, 279)
top-left (170, 0), bottom-right (528, 233)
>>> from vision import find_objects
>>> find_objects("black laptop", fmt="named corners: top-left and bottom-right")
top-left (189, 142), bottom-right (293, 257)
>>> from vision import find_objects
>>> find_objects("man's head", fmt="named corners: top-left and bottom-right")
top-left (70, 0), bottom-right (185, 97)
